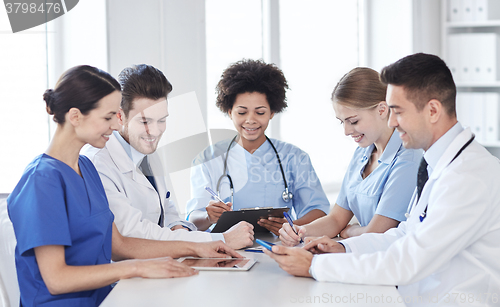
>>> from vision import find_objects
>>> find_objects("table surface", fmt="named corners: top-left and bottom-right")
top-left (100, 235), bottom-right (406, 307)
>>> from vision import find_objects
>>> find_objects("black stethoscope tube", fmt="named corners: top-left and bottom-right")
top-left (216, 135), bottom-right (293, 203)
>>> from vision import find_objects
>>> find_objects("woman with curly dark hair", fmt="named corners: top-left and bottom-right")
top-left (187, 59), bottom-right (329, 235)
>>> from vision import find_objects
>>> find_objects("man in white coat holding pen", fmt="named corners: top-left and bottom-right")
top-left (268, 53), bottom-right (500, 306)
top-left (84, 64), bottom-right (253, 249)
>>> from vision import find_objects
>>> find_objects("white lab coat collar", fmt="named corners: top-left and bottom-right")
top-left (104, 134), bottom-right (154, 191)
top-left (113, 131), bottom-right (146, 168)
top-left (407, 125), bottom-right (473, 220)
top-left (428, 125), bottom-right (471, 182)
top-left (423, 122), bottom-right (463, 177)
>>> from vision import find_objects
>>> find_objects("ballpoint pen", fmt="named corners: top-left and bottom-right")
top-left (245, 240), bottom-right (276, 253)
top-left (283, 211), bottom-right (304, 244)
top-left (204, 186), bottom-right (225, 203)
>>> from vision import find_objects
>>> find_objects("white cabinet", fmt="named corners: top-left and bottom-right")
top-left (442, 0), bottom-right (500, 147)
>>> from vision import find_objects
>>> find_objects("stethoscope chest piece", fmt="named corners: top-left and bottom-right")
top-left (282, 188), bottom-right (293, 202)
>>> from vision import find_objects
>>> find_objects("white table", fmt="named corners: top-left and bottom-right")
top-left (100, 236), bottom-right (406, 307)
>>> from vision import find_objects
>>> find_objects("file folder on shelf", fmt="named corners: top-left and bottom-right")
top-left (474, 0), bottom-right (500, 21)
top-left (484, 92), bottom-right (500, 143)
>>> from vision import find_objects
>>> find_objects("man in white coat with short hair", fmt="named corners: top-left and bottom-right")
top-left (84, 64), bottom-right (254, 249)
top-left (267, 53), bottom-right (500, 306)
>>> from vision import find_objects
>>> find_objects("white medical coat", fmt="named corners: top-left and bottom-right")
top-left (84, 133), bottom-right (211, 242)
top-left (310, 127), bottom-right (500, 306)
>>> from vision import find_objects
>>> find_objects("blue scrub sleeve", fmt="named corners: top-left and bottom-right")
top-left (290, 153), bottom-right (330, 218)
top-left (375, 156), bottom-right (419, 222)
top-left (10, 174), bottom-right (72, 256)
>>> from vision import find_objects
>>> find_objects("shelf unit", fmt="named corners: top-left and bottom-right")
top-left (441, 0), bottom-right (500, 150)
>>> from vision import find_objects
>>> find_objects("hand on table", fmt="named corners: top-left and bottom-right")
top-left (170, 225), bottom-right (185, 231)
top-left (339, 223), bottom-right (360, 239)
top-left (135, 257), bottom-right (198, 279)
top-left (223, 221), bottom-right (255, 249)
top-left (258, 217), bottom-right (287, 236)
top-left (206, 200), bottom-right (232, 224)
top-left (193, 241), bottom-right (242, 259)
top-left (263, 245), bottom-right (313, 277)
top-left (303, 236), bottom-right (346, 254)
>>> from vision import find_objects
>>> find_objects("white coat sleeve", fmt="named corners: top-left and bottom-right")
top-left (311, 165), bottom-right (492, 286)
top-left (162, 198), bottom-right (198, 231)
top-left (340, 221), bottom-right (407, 254)
top-left (97, 161), bottom-right (212, 243)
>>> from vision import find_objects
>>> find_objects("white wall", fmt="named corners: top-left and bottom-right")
top-left (107, 0), bottom-right (207, 109)
top-left (106, 0), bottom-right (208, 214)
top-left (412, 0), bottom-right (442, 56)
top-left (365, 0), bottom-right (413, 71)
top-left (363, 0), bottom-right (441, 70)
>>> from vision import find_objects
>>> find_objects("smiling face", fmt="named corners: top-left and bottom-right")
top-left (387, 84), bottom-right (432, 151)
top-left (76, 90), bottom-right (121, 148)
top-left (333, 100), bottom-right (389, 148)
top-left (119, 97), bottom-right (168, 155)
top-left (228, 92), bottom-right (274, 150)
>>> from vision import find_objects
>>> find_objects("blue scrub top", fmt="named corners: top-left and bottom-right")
top-left (8, 154), bottom-right (114, 307)
top-left (187, 138), bottom-right (330, 220)
top-left (336, 131), bottom-right (422, 226)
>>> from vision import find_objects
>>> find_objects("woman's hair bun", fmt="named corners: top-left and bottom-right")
top-left (43, 89), bottom-right (55, 115)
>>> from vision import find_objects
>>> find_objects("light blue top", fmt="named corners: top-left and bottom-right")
top-left (186, 137), bottom-right (330, 220)
top-left (336, 130), bottom-right (422, 226)
top-left (8, 154), bottom-right (113, 307)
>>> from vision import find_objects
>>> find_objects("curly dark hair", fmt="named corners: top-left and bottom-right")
top-left (215, 59), bottom-right (289, 114)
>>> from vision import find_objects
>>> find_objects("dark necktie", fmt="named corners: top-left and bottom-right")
top-left (140, 156), bottom-right (164, 227)
top-left (416, 157), bottom-right (428, 201)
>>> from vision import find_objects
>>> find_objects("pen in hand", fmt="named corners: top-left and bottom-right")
top-left (205, 186), bottom-right (225, 204)
top-left (283, 211), bottom-right (304, 244)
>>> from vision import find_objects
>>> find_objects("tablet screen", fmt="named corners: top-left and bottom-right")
top-left (180, 257), bottom-right (256, 270)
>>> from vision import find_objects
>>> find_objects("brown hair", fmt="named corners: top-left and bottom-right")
top-left (331, 67), bottom-right (387, 110)
top-left (118, 64), bottom-right (173, 117)
top-left (43, 65), bottom-right (121, 124)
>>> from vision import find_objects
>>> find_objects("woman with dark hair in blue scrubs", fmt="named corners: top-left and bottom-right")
top-left (7, 65), bottom-right (240, 307)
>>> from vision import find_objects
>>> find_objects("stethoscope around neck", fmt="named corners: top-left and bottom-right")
top-left (406, 134), bottom-right (475, 221)
top-left (216, 135), bottom-right (293, 204)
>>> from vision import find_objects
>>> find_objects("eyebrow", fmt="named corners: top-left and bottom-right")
top-left (235, 106), bottom-right (268, 109)
top-left (336, 115), bottom-right (357, 121)
top-left (388, 105), bottom-right (401, 109)
top-left (137, 113), bottom-right (169, 120)
top-left (107, 111), bottom-right (117, 115)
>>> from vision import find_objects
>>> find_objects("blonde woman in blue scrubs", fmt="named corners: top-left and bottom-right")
top-left (280, 67), bottom-right (422, 246)
top-left (187, 59), bottom-right (329, 235)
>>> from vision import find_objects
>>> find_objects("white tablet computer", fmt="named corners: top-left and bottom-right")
top-left (177, 257), bottom-right (257, 271)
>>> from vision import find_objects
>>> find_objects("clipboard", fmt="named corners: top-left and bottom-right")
top-left (211, 207), bottom-right (290, 233)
